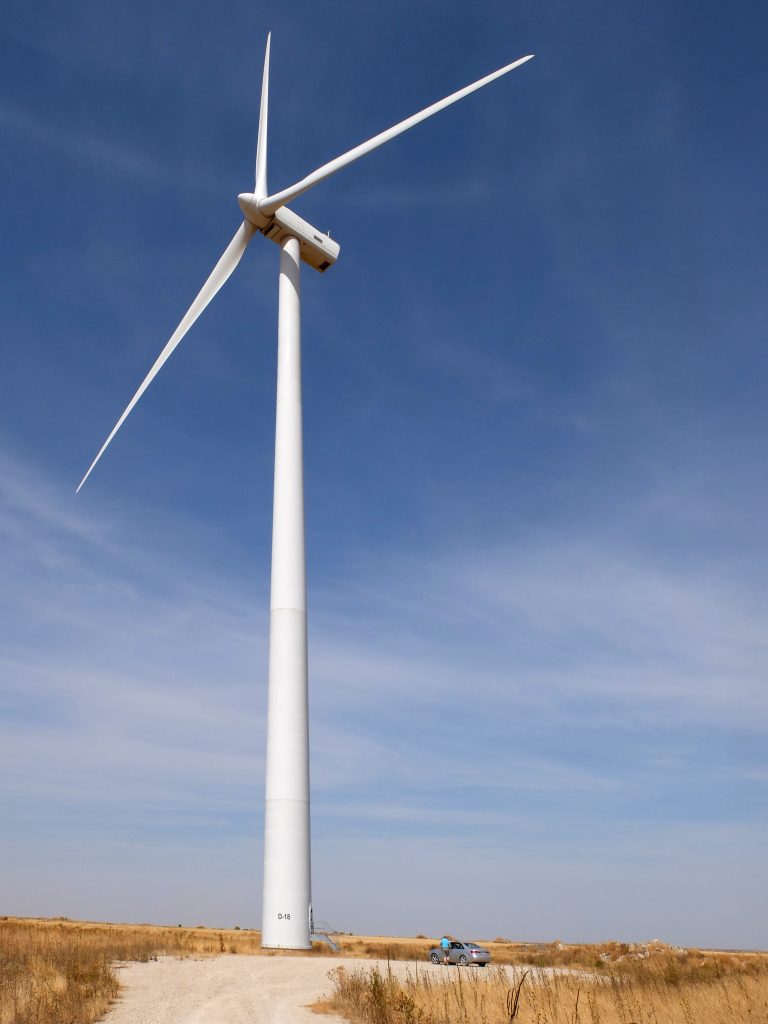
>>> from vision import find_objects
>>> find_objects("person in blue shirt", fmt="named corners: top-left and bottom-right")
top-left (440, 935), bottom-right (451, 965)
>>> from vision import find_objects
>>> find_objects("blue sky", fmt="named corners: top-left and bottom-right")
top-left (1, 0), bottom-right (766, 949)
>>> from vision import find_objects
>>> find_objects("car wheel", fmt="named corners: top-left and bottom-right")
top-left (430, 953), bottom-right (440, 964)
top-left (458, 955), bottom-right (468, 966)
top-left (479, 962), bottom-right (487, 967)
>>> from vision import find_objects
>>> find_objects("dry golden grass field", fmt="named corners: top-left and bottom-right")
top-left (319, 952), bottom-right (768, 1024)
top-left (1, 916), bottom-right (766, 1024)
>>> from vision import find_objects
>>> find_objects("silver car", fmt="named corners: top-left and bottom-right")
top-left (429, 941), bottom-right (491, 966)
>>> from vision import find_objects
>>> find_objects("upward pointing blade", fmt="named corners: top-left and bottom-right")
top-left (259, 53), bottom-right (534, 216)
top-left (254, 32), bottom-right (271, 197)
top-left (76, 221), bottom-right (255, 493)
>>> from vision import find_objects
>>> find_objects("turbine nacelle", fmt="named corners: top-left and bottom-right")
top-left (238, 193), bottom-right (340, 274)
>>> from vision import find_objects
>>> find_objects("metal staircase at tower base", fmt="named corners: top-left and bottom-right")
top-left (311, 920), bottom-right (341, 952)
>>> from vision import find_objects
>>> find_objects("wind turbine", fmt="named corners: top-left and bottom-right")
top-left (77, 36), bottom-right (534, 950)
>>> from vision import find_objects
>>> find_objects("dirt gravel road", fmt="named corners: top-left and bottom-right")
top-left (101, 955), bottom-right (534, 1024)
top-left (103, 954), bottom-right (349, 1024)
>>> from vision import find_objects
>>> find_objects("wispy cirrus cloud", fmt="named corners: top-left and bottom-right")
top-left (0, 102), bottom-right (169, 182)
top-left (311, 536), bottom-right (768, 724)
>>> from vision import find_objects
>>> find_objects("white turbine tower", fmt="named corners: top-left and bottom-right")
top-left (77, 37), bottom-right (534, 950)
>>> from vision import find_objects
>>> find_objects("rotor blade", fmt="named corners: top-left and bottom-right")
top-left (259, 53), bottom-right (534, 215)
top-left (254, 32), bottom-right (271, 197)
top-left (76, 221), bottom-right (255, 493)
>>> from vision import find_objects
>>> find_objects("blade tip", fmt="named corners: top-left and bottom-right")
top-left (76, 463), bottom-right (95, 493)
